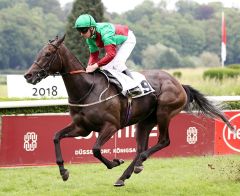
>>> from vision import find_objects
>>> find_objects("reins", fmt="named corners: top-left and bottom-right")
top-left (67, 71), bottom-right (121, 107)
top-left (53, 45), bottom-right (121, 106)
top-left (68, 71), bottom-right (96, 104)
top-left (34, 39), bottom-right (120, 107)
top-left (69, 70), bottom-right (86, 74)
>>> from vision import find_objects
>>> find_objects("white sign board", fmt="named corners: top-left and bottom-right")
top-left (7, 75), bottom-right (68, 98)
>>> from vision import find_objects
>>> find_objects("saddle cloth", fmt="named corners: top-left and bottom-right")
top-left (102, 69), bottom-right (155, 98)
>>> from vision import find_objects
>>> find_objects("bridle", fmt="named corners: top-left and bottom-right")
top-left (33, 42), bottom-right (63, 80)
top-left (33, 42), bottom-right (86, 80)
top-left (33, 40), bottom-right (96, 104)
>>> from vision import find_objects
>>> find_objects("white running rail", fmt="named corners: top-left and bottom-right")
top-left (0, 96), bottom-right (240, 109)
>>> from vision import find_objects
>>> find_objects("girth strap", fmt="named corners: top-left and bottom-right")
top-left (124, 96), bottom-right (133, 126)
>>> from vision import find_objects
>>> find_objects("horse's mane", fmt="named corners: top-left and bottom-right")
top-left (50, 35), bottom-right (86, 70)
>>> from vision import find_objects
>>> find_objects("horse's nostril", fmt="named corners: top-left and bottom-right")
top-left (24, 73), bottom-right (32, 80)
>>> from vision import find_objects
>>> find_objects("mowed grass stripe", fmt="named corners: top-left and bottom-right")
top-left (0, 155), bottom-right (240, 196)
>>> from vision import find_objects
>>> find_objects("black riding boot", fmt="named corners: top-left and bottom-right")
top-left (122, 69), bottom-right (141, 96)
top-left (122, 69), bottom-right (133, 79)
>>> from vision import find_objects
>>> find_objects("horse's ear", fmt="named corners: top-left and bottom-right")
top-left (56, 34), bottom-right (66, 46)
top-left (61, 34), bottom-right (66, 41)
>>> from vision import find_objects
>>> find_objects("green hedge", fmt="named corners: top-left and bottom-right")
top-left (0, 105), bottom-right (69, 115)
top-left (225, 101), bottom-right (240, 110)
top-left (0, 101), bottom-right (240, 115)
top-left (203, 68), bottom-right (240, 80)
top-left (227, 64), bottom-right (240, 69)
top-left (173, 71), bottom-right (182, 78)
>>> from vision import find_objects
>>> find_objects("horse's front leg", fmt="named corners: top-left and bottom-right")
top-left (92, 123), bottom-right (124, 169)
top-left (53, 123), bottom-right (90, 181)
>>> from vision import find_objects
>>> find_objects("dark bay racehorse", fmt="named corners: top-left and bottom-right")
top-left (24, 35), bottom-right (234, 186)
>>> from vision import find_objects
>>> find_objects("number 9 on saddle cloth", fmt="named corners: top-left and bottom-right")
top-left (101, 69), bottom-right (155, 98)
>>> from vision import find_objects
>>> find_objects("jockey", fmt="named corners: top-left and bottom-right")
top-left (74, 14), bottom-right (136, 79)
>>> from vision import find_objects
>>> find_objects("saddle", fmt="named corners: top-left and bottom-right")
top-left (100, 69), bottom-right (155, 98)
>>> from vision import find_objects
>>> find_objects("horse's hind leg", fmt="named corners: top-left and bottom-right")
top-left (53, 123), bottom-right (90, 181)
top-left (135, 106), bottom-right (183, 170)
top-left (114, 117), bottom-right (156, 186)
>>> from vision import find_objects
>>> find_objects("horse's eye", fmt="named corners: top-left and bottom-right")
top-left (45, 52), bottom-right (51, 57)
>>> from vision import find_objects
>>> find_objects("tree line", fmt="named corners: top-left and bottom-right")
top-left (0, 0), bottom-right (239, 70)
top-left (107, 0), bottom-right (240, 69)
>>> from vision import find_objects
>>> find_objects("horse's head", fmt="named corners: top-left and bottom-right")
top-left (24, 34), bottom-right (66, 85)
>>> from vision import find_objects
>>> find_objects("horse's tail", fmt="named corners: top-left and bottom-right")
top-left (182, 84), bottom-right (234, 131)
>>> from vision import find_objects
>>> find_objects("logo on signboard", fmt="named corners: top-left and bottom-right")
top-left (24, 132), bottom-right (38, 151)
top-left (186, 127), bottom-right (198, 144)
top-left (222, 113), bottom-right (240, 152)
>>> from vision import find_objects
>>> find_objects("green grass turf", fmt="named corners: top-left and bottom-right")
top-left (0, 155), bottom-right (240, 196)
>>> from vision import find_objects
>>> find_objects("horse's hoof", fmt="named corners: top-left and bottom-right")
top-left (134, 165), bottom-right (144, 174)
top-left (118, 159), bottom-right (124, 165)
top-left (114, 179), bottom-right (125, 187)
top-left (61, 170), bottom-right (69, 181)
top-left (113, 159), bottom-right (124, 165)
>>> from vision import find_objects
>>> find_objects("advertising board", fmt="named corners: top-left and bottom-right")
top-left (7, 75), bottom-right (67, 98)
top-left (0, 113), bottom-right (215, 167)
top-left (215, 111), bottom-right (240, 155)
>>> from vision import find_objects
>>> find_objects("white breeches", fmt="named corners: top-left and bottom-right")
top-left (102, 30), bottom-right (136, 72)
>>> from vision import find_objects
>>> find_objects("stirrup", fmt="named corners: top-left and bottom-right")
top-left (127, 86), bottom-right (142, 97)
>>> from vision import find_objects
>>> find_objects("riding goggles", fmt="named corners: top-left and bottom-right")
top-left (76, 27), bottom-right (89, 34)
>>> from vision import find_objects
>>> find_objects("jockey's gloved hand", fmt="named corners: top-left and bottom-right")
top-left (86, 63), bottom-right (98, 73)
